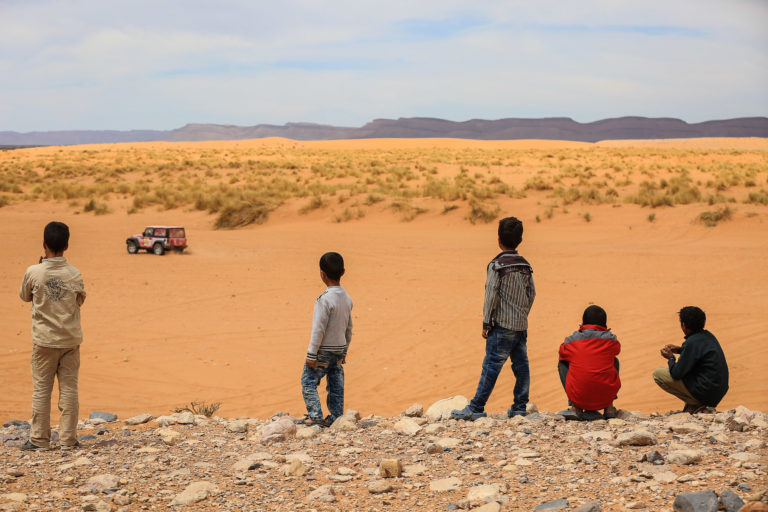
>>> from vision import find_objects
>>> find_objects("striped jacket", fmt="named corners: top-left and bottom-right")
top-left (482, 251), bottom-right (535, 332)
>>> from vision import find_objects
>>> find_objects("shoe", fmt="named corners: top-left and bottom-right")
top-left (451, 406), bottom-right (487, 421)
top-left (19, 440), bottom-right (46, 451)
top-left (60, 441), bottom-right (80, 451)
top-left (296, 415), bottom-right (328, 427)
top-left (683, 404), bottom-right (707, 415)
top-left (507, 406), bottom-right (527, 418)
top-left (603, 405), bottom-right (618, 419)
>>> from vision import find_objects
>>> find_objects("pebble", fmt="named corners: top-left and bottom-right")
top-left (89, 412), bottom-right (118, 422)
top-left (368, 479), bottom-right (394, 494)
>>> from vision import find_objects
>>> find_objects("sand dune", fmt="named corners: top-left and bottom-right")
top-left (0, 138), bottom-right (766, 422)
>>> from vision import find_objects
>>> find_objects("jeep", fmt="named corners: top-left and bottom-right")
top-left (126, 226), bottom-right (187, 255)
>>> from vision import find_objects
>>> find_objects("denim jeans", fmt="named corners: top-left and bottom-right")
top-left (301, 350), bottom-right (344, 421)
top-left (469, 327), bottom-right (529, 414)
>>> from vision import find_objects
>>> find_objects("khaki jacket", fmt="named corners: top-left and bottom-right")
top-left (19, 257), bottom-right (85, 348)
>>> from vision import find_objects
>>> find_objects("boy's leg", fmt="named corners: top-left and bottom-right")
top-left (652, 367), bottom-right (701, 407)
top-left (300, 363), bottom-right (327, 420)
top-left (325, 354), bottom-right (345, 421)
top-left (57, 346), bottom-right (80, 447)
top-left (557, 360), bottom-right (573, 406)
top-left (468, 328), bottom-right (512, 413)
top-left (30, 346), bottom-right (58, 448)
top-left (508, 330), bottom-right (530, 415)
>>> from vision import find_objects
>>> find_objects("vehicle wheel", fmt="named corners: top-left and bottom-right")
top-left (126, 241), bottom-right (139, 254)
top-left (153, 243), bottom-right (165, 256)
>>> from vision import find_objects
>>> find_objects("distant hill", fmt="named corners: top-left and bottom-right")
top-left (2, 116), bottom-right (767, 146)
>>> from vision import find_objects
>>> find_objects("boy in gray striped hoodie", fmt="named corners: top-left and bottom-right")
top-left (300, 252), bottom-right (353, 426)
top-left (453, 217), bottom-right (536, 421)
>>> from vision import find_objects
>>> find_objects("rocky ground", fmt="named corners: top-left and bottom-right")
top-left (1, 398), bottom-right (766, 511)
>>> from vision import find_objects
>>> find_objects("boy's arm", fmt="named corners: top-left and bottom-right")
top-left (75, 275), bottom-right (86, 306)
top-left (343, 312), bottom-right (353, 355)
top-left (668, 344), bottom-right (697, 380)
top-left (482, 264), bottom-right (499, 335)
top-left (527, 274), bottom-right (536, 305)
top-left (19, 270), bottom-right (33, 302)
top-left (306, 297), bottom-right (330, 362)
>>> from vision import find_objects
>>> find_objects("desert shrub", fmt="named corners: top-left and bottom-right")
top-left (582, 212), bottom-right (592, 222)
top-left (699, 206), bottom-right (733, 227)
top-left (0, 195), bottom-right (10, 207)
top-left (441, 204), bottom-right (459, 214)
top-left (299, 195), bottom-right (326, 214)
top-left (745, 190), bottom-right (768, 205)
top-left (364, 193), bottom-right (384, 205)
top-left (524, 174), bottom-right (553, 191)
top-left (390, 200), bottom-right (428, 222)
top-left (466, 199), bottom-right (500, 224)
top-left (647, 213), bottom-right (656, 223)
top-left (626, 182), bottom-right (673, 208)
top-left (214, 201), bottom-right (274, 228)
top-left (173, 401), bottom-right (221, 417)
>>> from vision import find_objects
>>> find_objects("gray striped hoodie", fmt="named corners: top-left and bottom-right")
top-left (482, 251), bottom-right (535, 331)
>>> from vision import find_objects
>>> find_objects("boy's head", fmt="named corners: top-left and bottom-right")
top-left (319, 252), bottom-right (345, 282)
top-left (582, 305), bottom-right (607, 327)
top-left (498, 217), bottom-right (523, 250)
top-left (44, 221), bottom-right (70, 254)
top-left (679, 306), bottom-right (706, 333)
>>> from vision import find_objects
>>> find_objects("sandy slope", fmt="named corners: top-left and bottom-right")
top-left (1, 139), bottom-right (766, 423)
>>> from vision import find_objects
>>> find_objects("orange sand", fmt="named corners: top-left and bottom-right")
top-left (1, 138), bottom-right (767, 422)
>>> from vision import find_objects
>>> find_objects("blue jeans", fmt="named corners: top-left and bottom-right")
top-left (469, 327), bottom-right (529, 414)
top-left (301, 351), bottom-right (344, 421)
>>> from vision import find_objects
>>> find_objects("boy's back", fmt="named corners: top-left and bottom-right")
top-left (20, 257), bottom-right (86, 348)
top-left (306, 286), bottom-right (353, 361)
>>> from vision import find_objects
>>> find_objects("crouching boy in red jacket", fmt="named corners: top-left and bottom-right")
top-left (558, 305), bottom-right (621, 419)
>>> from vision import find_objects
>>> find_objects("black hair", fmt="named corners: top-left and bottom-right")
top-left (44, 221), bottom-right (70, 253)
top-left (498, 217), bottom-right (523, 250)
top-left (679, 306), bottom-right (706, 332)
top-left (319, 252), bottom-right (345, 281)
top-left (582, 305), bottom-right (607, 327)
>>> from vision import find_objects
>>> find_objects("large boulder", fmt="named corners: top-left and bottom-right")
top-left (425, 396), bottom-right (469, 421)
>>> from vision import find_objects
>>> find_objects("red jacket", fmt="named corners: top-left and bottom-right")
top-left (559, 325), bottom-right (621, 411)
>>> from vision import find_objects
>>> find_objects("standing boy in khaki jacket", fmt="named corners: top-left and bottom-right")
top-left (19, 221), bottom-right (86, 450)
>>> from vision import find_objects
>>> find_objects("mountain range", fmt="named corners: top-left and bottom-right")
top-left (2, 116), bottom-right (767, 146)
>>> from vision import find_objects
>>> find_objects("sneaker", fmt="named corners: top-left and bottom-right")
top-left (19, 440), bottom-right (46, 451)
top-left (683, 404), bottom-right (708, 415)
top-left (451, 406), bottom-right (487, 421)
top-left (603, 405), bottom-right (618, 419)
top-left (60, 441), bottom-right (80, 451)
top-left (507, 406), bottom-right (527, 418)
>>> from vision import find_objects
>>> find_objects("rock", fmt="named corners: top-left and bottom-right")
top-left (718, 489), bottom-right (744, 512)
top-left (156, 428), bottom-right (181, 446)
top-left (426, 443), bottom-right (443, 454)
top-left (2, 420), bottom-right (29, 429)
top-left (296, 425), bottom-right (321, 439)
top-left (330, 415), bottom-right (357, 431)
top-left (740, 504), bottom-right (768, 512)
top-left (667, 449), bottom-right (704, 465)
top-left (154, 415), bottom-right (177, 426)
top-left (89, 411), bottom-right (118, 422)
top-left (526, 402), bottom-right (539, 414)
top-left (227, 420), bottom-right (248, 433)
top-left (171, 481), bottom-right (220, 505)
top-left (533, 498), bottom-right (569, 510)
top-left (430, 477), bottom-right (462, 492)
top-left (261, 417), bottom-right (297, 442)
top-left (233, 452), bottom-right (272, 471)
top-left (378, 458), bottom-right (402, 478)
top-left (573, 503), bottom-right (602, 512)
top-left (112, 495), bottom-right (130, 506)
top-left (1, 494), bottom-right (26, 503)
top-left (475, 502), bottom-right (501, 512)
top-left (435, 437), bottom-right (461, 449)
top-left (617, 409), bottom-right (636, 421)
top-left (671, 422), bottom-right (706, 434)
top-left (467, 484), bottom-right (504, 508)
top-left (345, 409), bottom-right (362, 420)
top-left (123, 413), bottom-right (152, 426)
top-left (393, 418), bottom-right (422, 436)
top-left (672, 490), bottom-right (718, 512)
top-left (425, 396), bottom-right (469, 421)
top-left (306, 484), bottom-right (336, 503)
top-left (403, 403), bottom-right (423, 417)
top-left (284, 459), bottom-right (306, 477)
top-left (616, 430), bottom-right (657, 446)
top-left (643, 450), bottom-right (664, 463)
top-left (175, 411), bottom-right (195, 425)
top-left (80, 474), bottom-right (120, 493)
top-left (653, 471), bottom-right (678, 483)
top-left (730, 452), bottom-right (759, 462)
top-left (367, 480), bottom-right (393, 494)
top-left (81, 501), bottom-right (112, 512)
top-left (6, 469), bottom-right (24, 477)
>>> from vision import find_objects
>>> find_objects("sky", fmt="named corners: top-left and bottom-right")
top-left (1, 0), bottom-right (767, 132)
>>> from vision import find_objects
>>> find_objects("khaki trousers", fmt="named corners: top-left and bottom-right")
top-left (30, 345), bottom-right (80, 448)
top-left (652, 367), bottom-right (701, 407)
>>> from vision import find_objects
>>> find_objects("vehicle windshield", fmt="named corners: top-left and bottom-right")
top-left (143, 228), bottom-right (153, 236)
top-left (169, 228), bottom-right (185, 238)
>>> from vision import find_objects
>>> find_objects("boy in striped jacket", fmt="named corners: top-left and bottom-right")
top-left (452, 217), bottom-right (536, 421)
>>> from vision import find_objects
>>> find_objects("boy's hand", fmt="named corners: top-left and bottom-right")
top-left (341, 355), bottom-right (347, 364)
top-left (660, 346), bottom-right (675, 359)
top-left (482, 329), bottom-right (489, 339)
top-left (306, 359), bottom-right (317, 368)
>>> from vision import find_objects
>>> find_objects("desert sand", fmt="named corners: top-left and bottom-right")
top-left (0, 138), bottom-right (766, 423)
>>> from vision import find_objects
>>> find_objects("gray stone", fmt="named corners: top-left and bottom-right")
top-left (80, 474), bottom-right (120, 493)
top-left (425, 396), bottom-right (469, 421)
top-left (171, 481), bottom-right (220, 505)
top-left (2, 420), bottom-right (29, 429)
top-left (475, 502), bottom-right (501, 512)
top-left (81, 501), bottom-right (112, 512)
top-left (123, 413), bottom-right (152, 426)
top-left (227, 420), bottom-right (248, 433)
top-left (261, 417), bottom-right (296, 442)
top-left (718, 489), bottom-right (744, 512)
top-left (305, 484), bottom-right (336, 503)
top-left (296, 425), bottom-right (321, 440)
top-left (430, 477), bottom-right (462, 492)
top-left (404, 403), bottom-right (424, 417)
top-left (394, 418), bottom-right (422, 436)
top-left (175, 411), bottom-right (195, 425)
top-left (368, 480), bottom-right (393, 494)
top-left (667, 449), bottom-right (703, 465)
top-left (616, 430), bottom-right (657, 446)
top-left (573, 503), bottom-right (601, 512)
top-left (89, 412), bottom-right (118, 422)
top-left (644, 450), bottom-right (664, 463)
top-left (672, 490), bottom-right (718, 512)
top-left (533, 498), bottom-right (569, 510)
top-left (330, 415), bottom-right (358, 431)
top-left (467, 484), bottom-right (505, 507)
